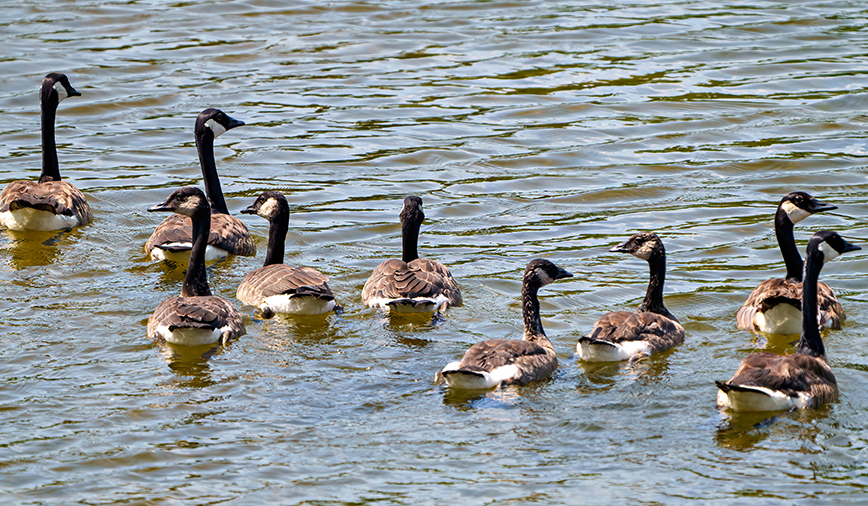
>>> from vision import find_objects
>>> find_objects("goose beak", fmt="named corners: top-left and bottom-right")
top-left (240, 205), bottom-right (256, 215)
top-left (812, 199), bottom-right (837, 213)
top-left (68, 86), bottom-right (81, 97)
top-left (841, 240), bottom-right (861, 254)
top-left (225, 115), bottom-right (245, 131)
top-left (148, 199), bottom-right (172, 213)
top-left (609, 242), bottom-right (630, 253)
top-left (556, 267), bottom-right (573, 280)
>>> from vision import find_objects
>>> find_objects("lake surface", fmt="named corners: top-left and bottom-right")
top-left (1, 0), bottom-right (867, 503)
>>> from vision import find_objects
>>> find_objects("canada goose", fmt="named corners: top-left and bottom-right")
top-left (736, 192), bottom-right (841, 334)
top-left (145, 108), bottom-right (255, 262)
top-left (717, 230), bottom-right (859, 411)
top-left (236, 191), bottom-right (337, 317)
top-left (147, 186), bottom-right (246, 345)
top-left (434, 259), bottom-right (572, 390)
top-left (362, 196), bottom-right (461, 313)
top-left (577, 233), bottom-right (684, 362)
top-left (0, 73), bottom-right (91, 231)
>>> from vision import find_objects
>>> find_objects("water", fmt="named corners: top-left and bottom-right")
top-left (1, 0), bottom-right (867, 503)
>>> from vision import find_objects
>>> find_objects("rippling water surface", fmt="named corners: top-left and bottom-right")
top-left (1, 0), bottom-right (868, 503)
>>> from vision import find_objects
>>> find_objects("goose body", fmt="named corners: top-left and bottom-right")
top-left (577, 233), bottom-right (684, 362)
top-left (147, 187), bottom-right (246, 345)
top-left (236, 191), bottom-right (337, 317)
top-left (145, 109), bottom-right (255, 262)
top-left (435, 259), bottom-right (572, 390)
top-left (362, 196), bottom-right (461, 313)
top-left (0, 73), bottom-right (91, 231)
top-left (736, 192), bottom-right (842, 333)
top-left (717, 231), bottom-right (859, 411)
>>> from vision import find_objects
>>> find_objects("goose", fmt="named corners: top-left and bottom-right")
top-left (577, 233), bottom-right (684, 362)
top-left (434, 259), bottom-right (572, 390)
top-left (145, 108), bottom-right (255, 262)
top-left (717, 230), bottom-right (859, 411)
top-left (362, 196), bottom-right (461, 313)
top-left (236, 191), bottom-right (337, 317)
top-left (736, 191), bottom-right (842, 334)
top-left (0, 73), bottom-right (91, 231)
top-left (147, 186), bottom-right (246, 345)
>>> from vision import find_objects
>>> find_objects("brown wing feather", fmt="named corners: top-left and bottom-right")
top-left (361, 257), bottom-right (461, 306)
top-left (457, 339), bottom-right (556, 386)
top-left (237, 265), bottom-right (334, 306)
top-left (736, 277), bottom-right (801, 329)
top-left (145, 213), bottom-right (255, 256)
top-left (0, 180), bottom-right (92, 226)
top-left (807, 281), bottom-right (845, 330)
top-left (147, 295), bottom-right (245, 341)
top-left (589, 310), bottom-right (684, 353)
top-left (723, 352), bottom-right (838, 408)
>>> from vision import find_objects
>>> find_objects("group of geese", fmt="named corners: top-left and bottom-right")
top-left (2, 73), bottom-right (862, 414)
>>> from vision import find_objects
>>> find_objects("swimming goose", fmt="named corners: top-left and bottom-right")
top-left (736, 192), bottom-right (841, 334)
top-left (145, 108), bottom-right (255, 262)
top-left (236, 191), bottom-right (337, 317)
top-left (147, 186), bottom-right (246, 345)
top-left (577, 233), bottom-right (684, 362)
top-left (434, 259), bottom-right (572, 390)
top-left (362, 196), bottom-right (461, 313)
top-left (717, 230), bottom-right (859, 411)
top-left (0, 73), bottom-right (91, 231)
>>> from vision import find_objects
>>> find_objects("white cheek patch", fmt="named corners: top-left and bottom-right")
top-left (633, 242), bottom-right (654, 260)
top-left (205, 118), bottom-right (227, 138)
top-left (258, 198), bottom-right (278, 219)
top-left (818, 241), bottom-right (840, 264)
top-left (537, 270), bottom-right (554, 285)
top-left (53, 81), bottom-right (69, 102)
top-left (781, 201), bottom-right (810, 224)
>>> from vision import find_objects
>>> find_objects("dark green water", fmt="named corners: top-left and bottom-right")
top-left (1, 0), bottom-right (867, 504)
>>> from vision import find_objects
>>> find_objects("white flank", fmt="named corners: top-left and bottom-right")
top-left (205, 118), bottom-right (227, 138)
top-left (150, 244), bottom-right (229, 263)
top-left (755, 303), bottom-right (802, 335)
top-left (154, 325), bottom-right (223, 346)
top-left (577, 339), bottom-right (653, 362)
top-left (0, 208), bottom-right (79, 231)
top-left (717, 385), bottom-right (810, 412)
top-left (368, 294), bottom-right (449, 313)
top-left (781, 201), bottom-right (810, 224)
top-left (261, 294), bottom-right (335, 316)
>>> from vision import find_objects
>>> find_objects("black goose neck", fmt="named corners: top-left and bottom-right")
top-left (38, 85), bottom-right (61, 183)
top-left (263, 206), bottom-right (289, 267)
top-left (181, 209), bottom-right (213, 297)
top-left (195, 129), bottom-right (230, 215)
top-left (797, 249), bottom-right (825, 358)
top-left (521, 277), bottom-right (550, 345)
top-left (775, 208), bottom-right (803, 282)
top-left (401, 217), bottom-right (421, 263)
top-left (637, 249), bottom-right (676, 321)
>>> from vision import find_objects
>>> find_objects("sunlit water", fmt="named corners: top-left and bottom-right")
top-left (1, 0), bottom-right (867, 503)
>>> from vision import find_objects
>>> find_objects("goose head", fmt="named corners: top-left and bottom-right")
top-left (41, 73), bottom-right (80, 105)
top-left (399, 195), bottom-right (424, 227)
top-left (810, 230), bottom-right (861, 264)
top-left (610, 232), bottom-right (664, 261)
top-left (148, 186), bottom-right (210, 218)
top-left (524, 258), bottom-right (573, 287)
top-left (779, 191), bottom-right (837, 225)
top-left (195, 108), bottom-right (245, 140)
top-left (241, 191), bottom-right (288, 221)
